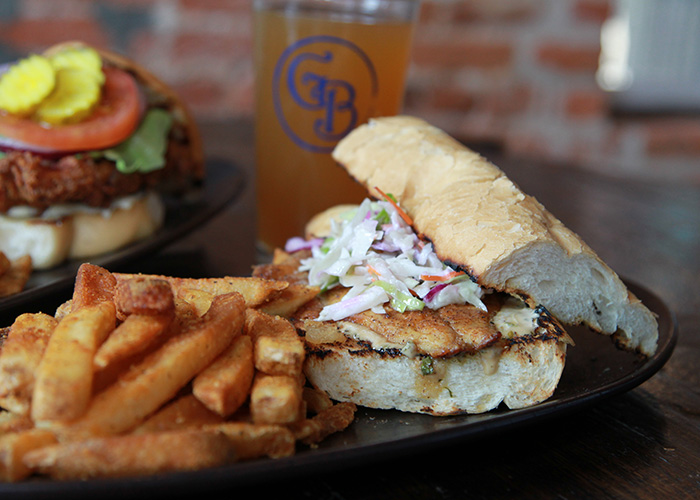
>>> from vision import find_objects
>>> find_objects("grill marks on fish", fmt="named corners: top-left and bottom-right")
top-left (437, 301), bottom-right (502, 352)
top-left (346, 306), bottom-right (499, 358)
top-left (295, 287), bottom-right (502, 358)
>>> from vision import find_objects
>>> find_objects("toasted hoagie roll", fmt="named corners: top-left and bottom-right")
top-left (332, 116), bottom-right (658, 356)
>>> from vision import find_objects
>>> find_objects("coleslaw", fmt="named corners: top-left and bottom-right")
top-left (286, 197), bottom-right (486, 322)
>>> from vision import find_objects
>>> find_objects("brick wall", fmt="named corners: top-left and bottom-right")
top-left (0, 0), bottom-right (698, 184)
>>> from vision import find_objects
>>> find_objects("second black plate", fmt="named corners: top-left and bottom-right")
top-left (0, 158), bottom-right (245, 316)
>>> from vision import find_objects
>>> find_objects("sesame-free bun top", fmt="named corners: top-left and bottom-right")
top-left (332, 116), bottom-right (658, 356)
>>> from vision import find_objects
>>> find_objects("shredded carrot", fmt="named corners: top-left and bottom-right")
top-left (375, 186), bottom-right (413, 226)
top-left (366, 263), bottom-right (380, 280)
top-left (420, 271), bottom-right (462, 282)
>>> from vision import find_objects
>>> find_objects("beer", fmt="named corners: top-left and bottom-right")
top-left (254, 2), bottom-right (418, 252)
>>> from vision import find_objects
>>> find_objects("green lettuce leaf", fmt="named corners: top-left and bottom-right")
top-left (93, 108), bottom-right (173, 174)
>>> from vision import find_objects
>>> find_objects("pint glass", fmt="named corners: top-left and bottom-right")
top-left (253, 0), bottom-right (420, 254)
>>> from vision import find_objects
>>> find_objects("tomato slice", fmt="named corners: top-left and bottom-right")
top-left (0, 66), bottom-right (142, 152)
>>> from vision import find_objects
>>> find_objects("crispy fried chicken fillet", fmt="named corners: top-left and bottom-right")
top-left (332, 116), bottom-right (658, 356)
top-left (0, 132), bottom-right (198, 212)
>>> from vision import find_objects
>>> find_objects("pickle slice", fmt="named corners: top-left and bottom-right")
top-left (48, 46), bottom-right (105, 85)
top-left (0, 54), bottom-right (55, 116)
top-left (33, 68), bottom-right (101, 125)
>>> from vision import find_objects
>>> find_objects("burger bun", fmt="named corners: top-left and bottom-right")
top-left (0, 192), bottom-right (164, 270)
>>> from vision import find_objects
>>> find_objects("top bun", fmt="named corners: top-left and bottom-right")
top-left (332, 116), bottom-right (658, 356)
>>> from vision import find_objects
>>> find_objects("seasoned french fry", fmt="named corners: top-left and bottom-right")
top-left (289, 402), bottom-right (357, 445)
top-left (254, 335), bottom-right (305, 377)
top-left (92, 297), bottom-right (197, 392)
top-left (114, 273), bottom-right (288, 308)
top-left (92, 317), bottom-right (182, 397)
top-left (0, 255), bottom-right (32, 298)
top-left (31, 301), bottom-right (116, 424)
top-left (193, 335), bottom-right (254, 417)
top-left (272, 248), bottom-right (298, 265)
top-left (173, 296), bottom-right (200, 323)
top-left (245, 310), bottom-right (305, 377)
top-left (0, 313), bottom-right (57, 415)
top-left (257, 283), bottom-right (319, 317)
top-left (251, 251), bottom-right (319, 315)
top-left (0, 412), bottom-right (33, 436)
top-left (302, 386), bottom-right (334, 414)
top-left (0, 429), bottom-right (56, 482)
top-left (94, 314), bottom-right (172, 370)
top-left (71, 263), bottom-right (116, 310)
top-left (60, 292), bottom-right (245, 438)
top-left (252, 261), bottom-right (306, 284)
top-left (133, 394), bottom-right (224, 434)
top-left (178, 288), bottom-right (215, 317)
top-left (250, 374), bottom-right (303, 425)
top-left (23, 428), bottom-right (236, 480)
top-left (244, 309), bottom-right (298, 343)
top-left (115, 277), bottom-right (175, 317)
top-left (205, 422), bottom-right (295, 460)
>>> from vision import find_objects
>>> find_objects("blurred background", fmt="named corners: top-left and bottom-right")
top-left (0, 0), bottom-right (698, 185)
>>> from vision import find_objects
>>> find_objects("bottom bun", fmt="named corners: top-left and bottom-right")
top-left (0, 192), bottom-right (165, 270)
top-left (304, 337), bottom-right (567, 415)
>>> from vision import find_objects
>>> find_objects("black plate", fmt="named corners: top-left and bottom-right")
top-left (0, 158), bottom-right (245, 315)
top-left (0, 282), bottom-right (676, 498)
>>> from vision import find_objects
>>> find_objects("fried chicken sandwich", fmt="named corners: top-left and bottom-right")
top-left (0, 41), bottom-right (204, 269)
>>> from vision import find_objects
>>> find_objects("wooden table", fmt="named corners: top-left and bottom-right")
top-left (6, 118), bottom-right (700, 498)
